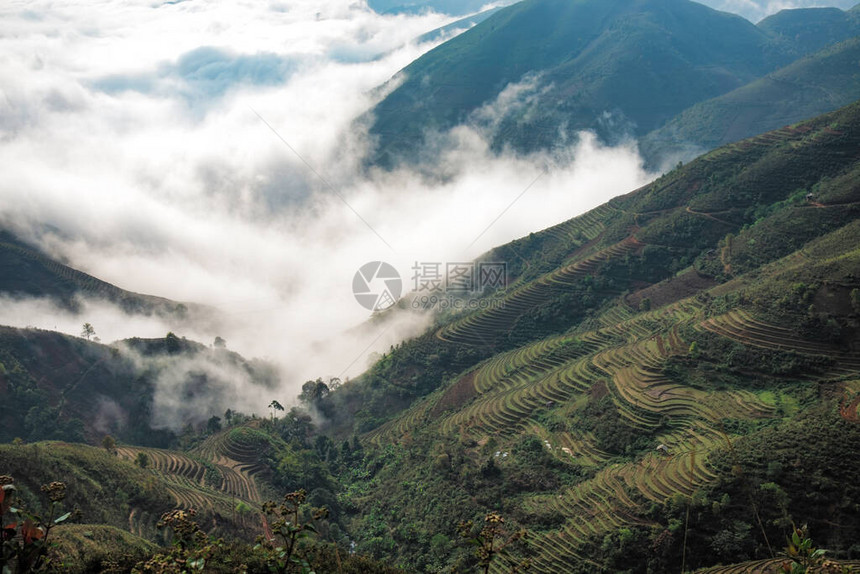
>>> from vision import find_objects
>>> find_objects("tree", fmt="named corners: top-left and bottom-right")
top-left (689, 341), bottom-right (700, 359)
top-left (721, 233), bottom-right (734, 275)
top-left (80, 323), bottom-right (95, 341)
top-left (101, 435), bottom-right (117, 455)
top-left (299, 379), bottom-right (330, 405)
top-left (135, 452), bottom-right (149, 468)
top-left (213, 336), bottom-right (226, 349)
top-left (206, 416), bottom-right (222, 434)
top-left (269, 400), bottom-right (285, 421)
top-left (457, 513), bottom-right (530, 574)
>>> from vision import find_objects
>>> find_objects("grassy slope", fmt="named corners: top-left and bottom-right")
top-left (326, 101), bottom-right (860, 571)
top-left (367, 0), bottom-right (773, 165)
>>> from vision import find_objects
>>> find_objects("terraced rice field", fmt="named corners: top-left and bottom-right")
top-left (698, 125), bottom-right (809, 167)
top-left (116, 424), bottom-right (278, 540)
top-left (699, 308), bottom-right (860, 376)
top-left (118, 443), bottom-right (262, 506)
top-left (192, 428), bottom-right (275, 502)
top-left (504, 425), bottom-right (724, 573)
top-left (436, 236), bottom-right (643, 347)
top-left (535, 204), bottom-right (615, 250)
top-left (381, 298), bottom-right (779, 448)
top-left (481, 302), bottom-right (849, 572)
top-left (372, 294), bottom-right (795, 573)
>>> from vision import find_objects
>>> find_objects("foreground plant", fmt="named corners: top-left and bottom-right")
top-left (133, 509), bottom-right (223, 573)
top-left (457, 512), bottom-right (530, 574)
top-left (255, 489), bottom-right (328, 574)
top-left (779, 525), bottom-right (851, 574)
top-left (0, 476), bottom-right (73, 573)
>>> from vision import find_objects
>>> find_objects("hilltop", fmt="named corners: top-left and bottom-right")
top-left (758, 6), bottom-right (860, 58)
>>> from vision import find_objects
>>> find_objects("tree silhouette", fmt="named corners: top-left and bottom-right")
top-left (269, 400), bottom-right (285, 421)
top-left (80, 323), bottom-right (95, 341)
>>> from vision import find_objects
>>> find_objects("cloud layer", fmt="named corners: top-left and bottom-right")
top-left (0, 0), bottom-right (660, 424)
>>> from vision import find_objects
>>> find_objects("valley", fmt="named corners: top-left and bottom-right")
top-left (3, 0), bottom-right (860, 572)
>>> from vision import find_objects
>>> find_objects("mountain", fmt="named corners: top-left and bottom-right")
top-left (699, 0), bottom-right (860, 24)
top-left (365, 0), bottom-right (860, 168)
top-left (640, 37), bottom-right (860, 166)
top-left (0, 229), bottom-right (211, 323)
top-left (367, 0), bottom-right (780, 166)
top-left (7, 59), bottom-right (860, 574)
top-left (319, 100), bottom-right (860, 571)
top-left (758, 6), bottom-right (860, 58)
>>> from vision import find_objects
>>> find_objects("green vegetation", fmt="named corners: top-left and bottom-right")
top-left (758, 7), bottom-right (860, 59)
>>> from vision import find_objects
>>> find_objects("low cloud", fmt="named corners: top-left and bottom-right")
top-left (0, 0), bottom-right (656, 424)
top-left (92, 47), bottom-right (298, 106)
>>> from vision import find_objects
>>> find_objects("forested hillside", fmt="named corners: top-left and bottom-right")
top-left (315, 100), bottom-right (860, 571)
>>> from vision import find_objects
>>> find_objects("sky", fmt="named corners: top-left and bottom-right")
top-left (0, 0), bottom-right (850, 425)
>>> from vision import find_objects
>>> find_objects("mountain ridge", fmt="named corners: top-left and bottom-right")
top-left (0, 229), bottom-right (215, 325)
top-left (366, 0), bottom-right (860, 168)
top-left (640, 37), bottom-right (860, 166)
